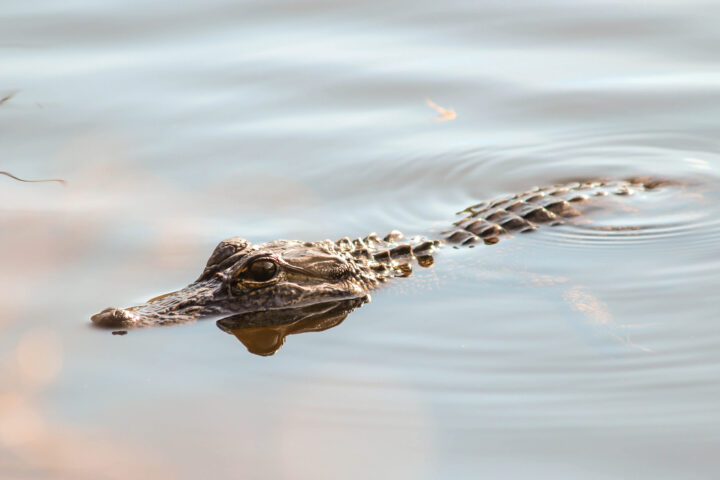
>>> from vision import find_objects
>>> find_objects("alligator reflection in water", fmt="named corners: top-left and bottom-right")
top-left (216, 297), bottom-right (369, 356)
top-left (92, 178), bottom-right (671, 353)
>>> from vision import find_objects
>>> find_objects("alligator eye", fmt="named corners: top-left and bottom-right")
top-left (245, 259), bottom-right (278, 282)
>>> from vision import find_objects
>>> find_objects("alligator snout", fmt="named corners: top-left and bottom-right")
top-left (91, 307), bottom-right (139, 328)
top-left (91, 280), bottom-right (226, 329)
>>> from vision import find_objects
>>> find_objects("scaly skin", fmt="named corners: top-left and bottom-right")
top-left (91, 178), bottom-right (669, 331)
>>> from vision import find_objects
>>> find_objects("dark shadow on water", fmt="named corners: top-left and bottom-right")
top-left (216, 297), bottom-right (369, 356)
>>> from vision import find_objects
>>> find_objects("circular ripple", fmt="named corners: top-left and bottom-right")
top-left (527, 180), bottom-right (720, 253)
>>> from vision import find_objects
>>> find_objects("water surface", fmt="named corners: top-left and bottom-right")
top-left (2, 1), bottom-right (720, 478)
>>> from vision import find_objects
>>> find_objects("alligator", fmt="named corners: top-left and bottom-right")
top-left (92, 178), bottom-right (670, 353)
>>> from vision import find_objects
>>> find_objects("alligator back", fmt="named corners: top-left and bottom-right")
top-left (443, 178), bottom-right (669, 246)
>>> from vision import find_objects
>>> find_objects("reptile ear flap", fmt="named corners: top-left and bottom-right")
top-left (197, 237), bottom-right (252, 281)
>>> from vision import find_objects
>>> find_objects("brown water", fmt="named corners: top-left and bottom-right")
top-left (3, 0), bottom-right (720, 478)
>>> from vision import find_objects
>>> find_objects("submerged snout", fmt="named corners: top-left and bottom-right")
top-left (91, 307), bottom-right (139, 329)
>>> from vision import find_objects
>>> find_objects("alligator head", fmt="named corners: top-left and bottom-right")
top-left (91, 237), bottom-right (379, 330)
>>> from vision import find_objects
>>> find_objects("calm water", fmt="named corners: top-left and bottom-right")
top-left (2, 0), bottom-right (720, 478)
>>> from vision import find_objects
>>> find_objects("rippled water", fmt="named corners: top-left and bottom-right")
top-left (2, 0), bottom-right (720, 478)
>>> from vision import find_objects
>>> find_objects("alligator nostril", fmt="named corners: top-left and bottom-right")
top-left (91, 307), bottom-right (138, 329)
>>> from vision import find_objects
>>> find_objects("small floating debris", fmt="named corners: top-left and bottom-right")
top-left (112, 330), bottom-right (128, 336)
top-left (425, 97), bottom-right (456, 121)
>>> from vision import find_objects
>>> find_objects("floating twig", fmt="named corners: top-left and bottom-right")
top-left (0, 92), bottom-right (15, 106)
top-left (0, 171), bottom-right (66, 185)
